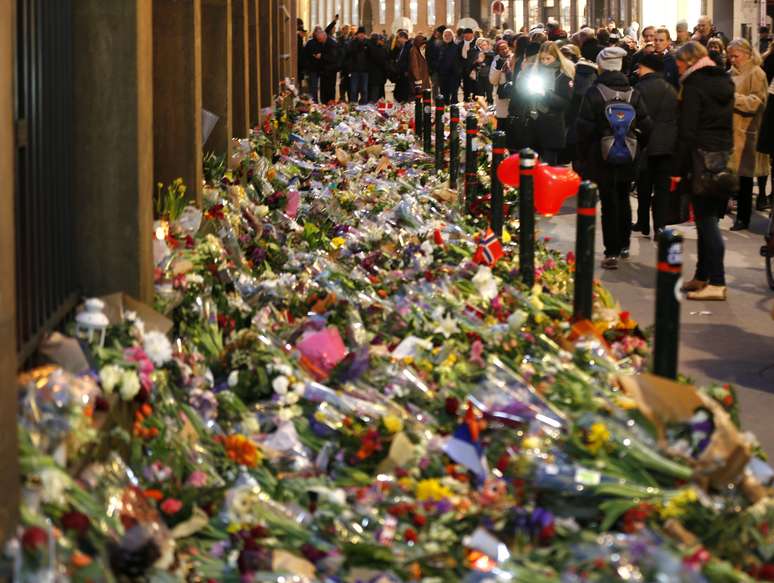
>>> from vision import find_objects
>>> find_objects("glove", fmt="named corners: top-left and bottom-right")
top-left (495, 57), bottom-right (506, 70)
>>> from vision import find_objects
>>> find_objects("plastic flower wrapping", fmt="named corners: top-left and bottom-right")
top-left (12, 95), bottom-right (774, 583)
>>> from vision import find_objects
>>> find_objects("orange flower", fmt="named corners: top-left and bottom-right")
top-left (143, 488), bottom-right (164, 501)
top-left (70, 551), bottom-right (93, 569)
top-left (222, 434), bottom-right (263, 467)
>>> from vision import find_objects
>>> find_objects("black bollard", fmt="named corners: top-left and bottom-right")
top-left (423, 89), bottom-right (432, 154)
top-left (464, 114), bottom-right (479, 214)
top-left (519, 148), bottom-right (537, 287)
top-left (653, 229), bottom-right (683, 379)
top-left (490, 131), bottom-right (507, 238)
top-left (435, 96), bottom-right (445, 171)
top-left (414, 88), bottom-right (422, 137)
top-left (573, 181), bottom-right (598, 321)
top-left (449, 105), bottom-right (460, 189)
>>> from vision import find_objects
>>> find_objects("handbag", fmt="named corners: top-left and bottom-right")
top-left (664, 178), bottom-right (691, 225)
top-left (691, 149), bottom-right (738, 199)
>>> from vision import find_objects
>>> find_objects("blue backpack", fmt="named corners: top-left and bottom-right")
top-left (597, 84), bottom-right (638, 165)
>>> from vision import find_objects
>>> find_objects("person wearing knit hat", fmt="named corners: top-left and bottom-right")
top-left (576, 43), bottom-right (653, 270)
top-left (596, 46), bottom-right (628, 71)
top-left (347, 25), bottom-right (371, 104)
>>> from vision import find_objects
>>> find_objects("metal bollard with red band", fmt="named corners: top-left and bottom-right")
top-left (423, 89), bottom-right (432, 154)
top-left (519, 148), bottom-right (537, 286)
top-left (490, 131), bottom-right (507, 238)
top-left (464, 114), bottom-right (479, 214)
top-left (653, 229), bottom-right (683, 379)
top-left (434, 96), bottom-right (445, 171)
top-left (573, 181), bottom-right (598, 321)
top-left (414, 88), bottom-right (422, 137)
top-left (449, 105), bottom-right (460, 189)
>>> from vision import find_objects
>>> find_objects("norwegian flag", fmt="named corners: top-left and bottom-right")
top-left (473, 228), bottom-right (504, 266)
top-left (376, 100), bottom-right (395, 116)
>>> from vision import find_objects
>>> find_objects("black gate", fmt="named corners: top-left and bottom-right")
top-left (14, 0), bottom-right (78, 363)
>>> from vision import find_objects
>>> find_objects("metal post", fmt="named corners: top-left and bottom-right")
top-left (449, 105), bottom-right (460, 189)
top-left (464, 114), bottom-right (479, 214)
top-left (490, 131), bottom-right (507, 238)
top-left (414, 88), bottom-right (422, 137)
top-left (423, 89), bottom-right (432, 154)
top-left (653, 229), bottom-right (683, 379)
top-left (435, 96), bottom-right (445, 171)
top-left (573, 181), bottom-right (598, 321)
top-left (519, 148), bottom-right (537, 287)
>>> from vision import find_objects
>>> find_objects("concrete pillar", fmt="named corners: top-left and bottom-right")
top-left (202, 0), bottom-right (233, 155)
top-left (0, 0), bottom-right (20, 546)
top-left (72, 0), bottom-right (155, 303)
top-left (153, 0), bottom-right (203, 205)
top-left (232, 0), bottom-right (251, 137)
top-left (248, 0), bottom-right (261, 125)
top-left (259, 0), bottom-right (275, 108)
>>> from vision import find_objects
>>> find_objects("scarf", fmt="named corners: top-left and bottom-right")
top-left (679, 55), bottom-right (716, 82)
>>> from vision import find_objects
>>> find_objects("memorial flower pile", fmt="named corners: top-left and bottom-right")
top-left (13, 97), bottom-right (774, 582)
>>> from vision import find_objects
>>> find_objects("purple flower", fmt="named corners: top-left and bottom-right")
top-left (189, 388), bottom-right (218, 421)
top-left (251, 247), bottom-right (267, 263)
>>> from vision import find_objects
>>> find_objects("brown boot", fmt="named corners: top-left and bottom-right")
top-left (687, 285), bottom-right (727, 301)
top-left (681, 279), bottom-right (708, 292)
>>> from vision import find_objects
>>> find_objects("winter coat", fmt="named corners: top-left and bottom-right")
top-left (437, 41), bottom-right (462, 78)
top-left (757, 78), bottom-right (774, 154)
top-left (731, 60), bottom-right (770, 177)
top-left (458, 40), bottom-right (480, 81)
top-left (346, 37), bottom-right (371, 73)
top-left (763, 50), bottom-right (774, 83)
top-left (517, 65), bottom-right (574, 152)
top-left (427, 38), bottom-right (444, 75)
top-left (661, 52), bottom-right (680, 88)
top-left (489, 55), bottom-right (513, 118)
top-left (367, 41), bottom-right (389, 87)
top-left (674, 62), bottom-right (734, 177)
top-left (635, 72), bottom-right (678, 157)
top-left (566, 60), bottom-right (598, 145)
top-left (476, 51), bottom-right (495, 97)
top-left (409, 41), bottom-right (431, 90)
top-left (304, 36), bottom-right (339, 76)
top-left (576, 70), bottom-right (653, 184)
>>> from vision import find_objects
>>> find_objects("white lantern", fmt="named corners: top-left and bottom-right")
top-left (75, 298), bottom-right (109, 348)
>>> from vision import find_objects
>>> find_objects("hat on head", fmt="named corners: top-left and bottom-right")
top-left (580, 40), bottom-right (601, 61)
top-left (525, 41), bottom-right (541, 57)
top-left (463, 27), bottom-right (474, 34)
top-left (596, 46), bottom-right (627, 71)
top-left (639, 52), bottom-right (665, 72)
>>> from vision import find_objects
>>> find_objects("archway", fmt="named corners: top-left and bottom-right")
top-left (361, 0), bottom-right (374, 33)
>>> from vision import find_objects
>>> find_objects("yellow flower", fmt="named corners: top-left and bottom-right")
top-left (660, 488), bottom-right (699, 520)
top-left (502, 229), bottom-right (511, 244)
top-left (522, 436), bottom-right (541, 450)
top-left (398, 477), bottom-right (415, 490)
top-left (416, 479), bottom-right (452, 501)
top-left (383, 415), bottom-right (404, 434)
top-left (529, 294), bottom-right (545, 311)
top-left (331, 237), bottom-right (346, 249)
top-left (585, 422), bottom-right (611, 455)
top-left (614, 396), bottom-right (638, 410)
top-left (402, 356), bottom-right (414, 365)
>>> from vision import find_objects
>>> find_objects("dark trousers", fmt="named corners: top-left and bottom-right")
top-left (462, 76), bottom-right (477, 101)
top-left (394, 77), bottom-right (412, 103)
top-left (636, 155), bottom-right (671, 232)
top-left (599, 179), bottom-right (633, 257)
top-left (368, 82), bottom-right (385, 102)
top-left (349, 72), bottom-right (368, 104)
top-left (320, 74), bottom-right (337, 104)
top-left (693, 196), bottom-right (726, 285)
top-left (539, 149), bottom-right (560, 165)
top-left (309, 71), bottom-right (320, 103)
top-left (339, 72), bottom-right (349, 102)
top-left (440, 75), bottom-right (460, 104)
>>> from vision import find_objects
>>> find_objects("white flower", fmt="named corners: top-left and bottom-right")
top-left (255, 205), bottom-right (270, 218)
top-left (227, 370), bottom-right (239, 388)
top-left (471, 266), bottom-right (499, 301)
top-left (38, 468), bottom-right (70, 505)
top-left (434, 313), bottom-right (460, 339)
top-left (143, 330), bottom-right (173, 366)
top-left (186, 273), bottom-right (204, 285)
top-left (99, 364), bottom-right (123, 394)
top-left (508, 310), bottom-right (528, 330)
top-left (272, 375), bottom-right (290, 395)
top-left (125, 310), bottom-right (138, 322)
top-left (292, 382), bottom-right (305, 394)
top-left (241, 415), bottom-right (260, 435)
top-left (420, 239), bottom-right (434, 257)
top-left (119, 370), bottom-right (141, 401)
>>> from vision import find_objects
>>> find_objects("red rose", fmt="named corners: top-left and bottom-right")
top-left (412, 513), bottom-right (427, 527)
top-left (61, 511), bottom-right (91, 536)
top-left (160, 498), bottom-right (183, 515)
top-left (403, 527), bottom-right (418, 543)
top-left (21, 526), bottom-right (48, 553)
top-left (444, 397), bottom-right (460, 416)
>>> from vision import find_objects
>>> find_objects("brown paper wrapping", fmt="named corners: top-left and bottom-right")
top-left (99, 292), bottom-right (173, 335)
top-left (618, 373), bottom-right (751, 491)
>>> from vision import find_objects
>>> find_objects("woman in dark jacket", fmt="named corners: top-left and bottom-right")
top-left (437, 29), bottom-right (461, 104)
top-left (673, 41), bottom-right (735, 301)
top-left (521, 41), bottom-right (574, 165)
top-left (367, 34), bottom-right (389, 102)
top-left (474, 38), bottom-right (495, 102)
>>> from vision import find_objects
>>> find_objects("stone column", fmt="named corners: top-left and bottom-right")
top-left (0, 0), bottom-right (20, 545)
top-left (202, 0), bottom-right (233, 156)
top-left (248, 0), bottom-right (261, 125)
top-left (72, 0), bottom-right (155, 302)
top-left (232, 0), bottom-right (251, 137)
top-left (259, 0), bottom-right (275, 108)
top-left (153, 0), bottom-right (203, 204)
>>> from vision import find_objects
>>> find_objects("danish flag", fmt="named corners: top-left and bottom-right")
top-left (473, 228), bottom-right (504, 266)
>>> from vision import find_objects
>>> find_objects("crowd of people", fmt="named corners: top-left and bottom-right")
top-left (297, 15), bottom-right (774, 302)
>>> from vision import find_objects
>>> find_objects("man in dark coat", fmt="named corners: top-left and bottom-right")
top-left (304, 28), bottom-right (339, 103)
top-left (653, 27), bottom-right (680, 88)
top-left (633, 53), bottom-right (679, 238)
top-left (566, 43), bottom-right (599, 167)
top-left (459, 28), bottom-right (480, 101)
top-left (297, 19), bottom-right (307, 90)
top-left (347, 27), bottom-right (371, 104)
top-left (576, 46), bottom-right (653, 269)
top-left (427, 25), bottom-right (446, 100)
top-left (391, 31), bottom-right (412, 103)
top-left (367, 34), bottom-right (389, 102)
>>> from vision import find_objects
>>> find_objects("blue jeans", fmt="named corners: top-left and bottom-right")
top-left (309, 71), bottom-right (320, 103)
top-left (349, 72), bottom-right (368, 104)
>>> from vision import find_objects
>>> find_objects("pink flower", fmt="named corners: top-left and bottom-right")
top-left (470, 340), bottom-right (485, 367)
top-left (544, 258), bottom-right (556, 271)
top-left (160, 498), bottom-right (183, 515)
top-left (186, 470), bottom-right (208, 487)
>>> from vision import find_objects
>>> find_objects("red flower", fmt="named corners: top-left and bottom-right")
top-left (496, 453), bottom-right (510, 473)
top-left (160, 498), bottom-right (183, 515)
top-left (412, 513), bottom-right (427, 527)
top-left (21, 526), bottom-right (48, 553)
top-left (722, 394), bottom-right (734, 407)
top-left (619, 311), bottom-right (631, 323)
top-left (759, 564), bottom-right (774, 581)
top-left (404, 527), bottom-right (418, 543)
top-left (444, 397), bottom-right (460, 416)
top-left (61, 511), bottom-right (91, 536)
top-left (565, 251), bottom-right (576, 264)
